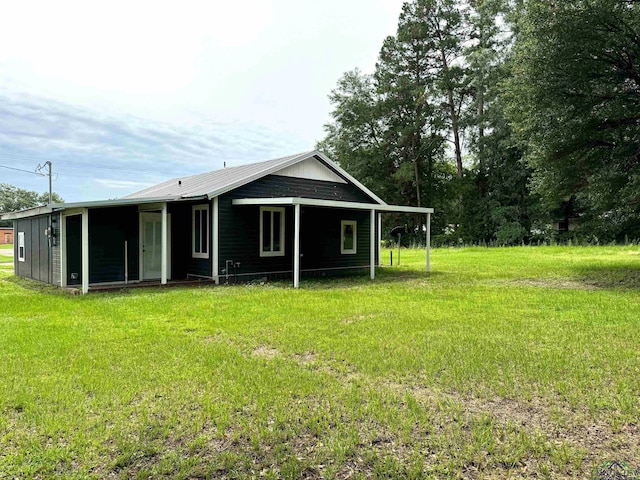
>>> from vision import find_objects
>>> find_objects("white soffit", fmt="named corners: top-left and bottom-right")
top-left (274, 157), bottom-right (347, 184)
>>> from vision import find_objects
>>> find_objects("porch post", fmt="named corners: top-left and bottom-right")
top-left (212, 197), bottom-right (219, 284)
top-left (377, 212), bottom-right (382, 267)
top-left (81, 208), bottom-right (89, 294)
top-left (426, 212), bottom-right (431, 273)
top-left (370, 209), bottom-right (375, 280)
top-left (161, 202), bottom-right (168, 285)
top-left (293, 203), bottom-right (300, 288)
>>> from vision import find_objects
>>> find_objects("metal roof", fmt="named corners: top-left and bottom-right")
top-left (124, 150), bottom-right (387, 205)
top-left (0, 151), bottom-right (390, 221)
top-left (0, 196), bottom-right (190, 220)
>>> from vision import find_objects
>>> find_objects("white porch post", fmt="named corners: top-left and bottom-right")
top-left (293, 203), bottom-right (301, 288)
top-left (377, 212), bottom-right (382, 267)
top-left (212, 197), bottom-right (219, 284)
top-left (370, 209), bottom-right (376, 280)
top-left (81, 208), bottom-right (89, 294)
top-left (426, 212), bottom-right (431, 273)
top-left (161, 202), bottom-right (168, 285)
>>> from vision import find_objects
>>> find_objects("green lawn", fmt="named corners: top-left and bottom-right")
top-left (0, 243), bottom-right (13, 250)
top-left (0, 254), bottom-right (13, 264)
top-left (1, 246), bottom-right (639, 479)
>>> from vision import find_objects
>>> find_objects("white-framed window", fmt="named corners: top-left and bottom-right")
top-left (192, 204), bottom-right (210, 259)
top-left (341, 220), bottom-right (357, 254)
top-left (18, 232), bottom-right (25, 262)
top-left (260, 207), bottom-right (285, 257)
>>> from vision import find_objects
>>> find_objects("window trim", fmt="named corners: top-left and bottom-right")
top-left (192, 204), bottom-right (210, 259)
top-left (341, 220), bottom-right (357, 254)
top-left (260, 207), bottom-right (285, 257)
top-left (18, 231), bottom-right (25, 262)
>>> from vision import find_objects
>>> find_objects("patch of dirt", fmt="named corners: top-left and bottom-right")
top-left (508, 278), bottom-right (601, 290)
top-left (389, 382), bottom-right (640, 472)
top-left (343, 313), bottom-right (380, 325)
top-left (293, 352), bottom-right (317, 365)
top-left (251, 345), bottom-right (279, 360)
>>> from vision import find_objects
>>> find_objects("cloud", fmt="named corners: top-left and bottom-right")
top-left (0, 89), bottom-right (308, 201)
top-left (94, 179), bottom-right (154, 189)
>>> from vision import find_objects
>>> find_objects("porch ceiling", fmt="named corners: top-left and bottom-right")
top-left (231, 197), bottom-right (434, 214)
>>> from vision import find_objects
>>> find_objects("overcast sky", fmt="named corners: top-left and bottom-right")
top-left (0, 0), bottom-right (404, 202)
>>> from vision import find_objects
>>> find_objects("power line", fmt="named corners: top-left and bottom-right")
top-left (0, 152), bottom-right (176, 176)
top-left (0, 164), bottom-right (41, 175)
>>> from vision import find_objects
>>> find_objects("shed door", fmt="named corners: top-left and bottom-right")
top-left (140, 213), bottom-right (171, 280)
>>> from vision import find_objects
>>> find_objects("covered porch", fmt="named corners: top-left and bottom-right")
top-left (230, 197), bottom-right (433, 288)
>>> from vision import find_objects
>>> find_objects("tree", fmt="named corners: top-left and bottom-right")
top-left (505, 0), bottom-right (640, 240)
top-left (0, 184), bottom-right (64, 226)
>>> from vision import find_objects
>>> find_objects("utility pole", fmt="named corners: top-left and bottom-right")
top-left (35, 161), bottom-right (53, 203)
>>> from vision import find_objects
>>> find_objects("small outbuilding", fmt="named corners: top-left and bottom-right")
top-left (0, 227), bottom-right (13, 245)
top-left (0, 151), bottom-right (433, 293)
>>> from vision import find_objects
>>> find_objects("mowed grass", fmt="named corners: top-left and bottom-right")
top-left (1, 246), bottom-right (639, 479)
top-left (0, 245), bottom-right (13, 270)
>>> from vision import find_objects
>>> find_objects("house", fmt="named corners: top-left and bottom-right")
top-left (0, 227), bottom-right (13, 245)
top-left (0, 151), bottom-right (433, 293)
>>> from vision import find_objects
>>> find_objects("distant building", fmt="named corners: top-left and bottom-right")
top-left (0, 227), bottom-right (13, 245)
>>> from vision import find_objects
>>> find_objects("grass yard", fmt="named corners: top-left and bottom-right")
top-left (1, 246), bottom-right (639, 479)
top-left (0, 245), bottom-right (13, 270)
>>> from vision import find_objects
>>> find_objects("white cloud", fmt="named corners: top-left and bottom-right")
top-left (94, 179), bottom-right (153, 189)
top-left (0, 0), bottom-right (406, 201)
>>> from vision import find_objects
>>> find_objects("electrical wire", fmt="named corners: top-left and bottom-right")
top-left (0, 164), bottom-right (40, 175)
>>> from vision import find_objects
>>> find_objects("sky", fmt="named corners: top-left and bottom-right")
top-left (0, 0), bottom-right (405, 202)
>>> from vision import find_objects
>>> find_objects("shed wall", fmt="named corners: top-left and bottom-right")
top-left (15, 214), bottom-right (54, 284)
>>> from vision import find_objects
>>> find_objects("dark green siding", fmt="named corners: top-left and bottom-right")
top-left (217, 175), bottom-right (378, 279)
top-left (300, 208), bottom-right (371, 271)
top-left (218, 196), bottom-right (294, 277)
top-left (169, 201), bottom-right (212, 278)
top-left (66, 215), bottom-right (82, 286)
top-left (89, 207), bottom-right (139, 284)
top-left (231, 174), bottom-right (376, 203)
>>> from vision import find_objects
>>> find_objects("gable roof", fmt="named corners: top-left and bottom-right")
top-left (124, 150), bottom-right (387, 205)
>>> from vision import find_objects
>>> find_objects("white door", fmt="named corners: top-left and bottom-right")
top-left (140, 213), bottom-right (171, 280)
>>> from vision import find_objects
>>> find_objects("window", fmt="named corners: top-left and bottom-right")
top-left (260, 207), bottom-right (285, 257)
top-left (192, 205), bottom-right (209, 259)
top-left (18, 232), bottom-right (25, 262)
top-left (341, 220), bottom-right (357, 254)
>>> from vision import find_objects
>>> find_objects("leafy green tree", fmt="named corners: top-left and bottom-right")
top-left (0, 184), bottom-right (64, 226)
top-left (505, 0), bottom-right (640, 241)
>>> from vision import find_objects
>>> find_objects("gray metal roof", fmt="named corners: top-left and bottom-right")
top-left (124, 150), bottom-right (387, 205)
top-left (0, 151), bottom-right (389, 221)
top-left (124, 151), bottom-right (311, 200)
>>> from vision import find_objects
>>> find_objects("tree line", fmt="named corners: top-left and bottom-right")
top-left (0, 184), bottom-right (63, 227)
top-left (318, 0), bottom-right (640, 245)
